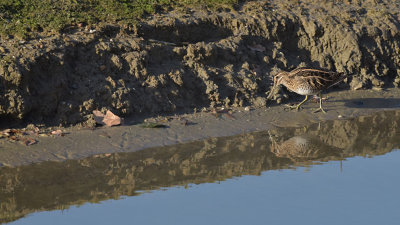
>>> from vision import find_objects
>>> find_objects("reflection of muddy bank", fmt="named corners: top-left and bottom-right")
top-left (1, 110), bottom-right (400, 224)
top-left (0, 1), bottom-right (399, 126)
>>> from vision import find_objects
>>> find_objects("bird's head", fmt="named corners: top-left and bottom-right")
top-left (267, 71), bottom-right (287, 100)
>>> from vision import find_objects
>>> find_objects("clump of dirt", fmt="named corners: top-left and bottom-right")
top-left (0, 0), bottom-right (399, 126)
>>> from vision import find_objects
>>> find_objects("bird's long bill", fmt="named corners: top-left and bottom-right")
top-left (266, 84), bottom-right (276, 100)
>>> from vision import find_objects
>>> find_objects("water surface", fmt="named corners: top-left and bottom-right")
top-left (2, 110), bottom-right (400, 224)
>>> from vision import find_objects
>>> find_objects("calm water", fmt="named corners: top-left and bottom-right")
top-left (2, 110), bottom-right (400, 225)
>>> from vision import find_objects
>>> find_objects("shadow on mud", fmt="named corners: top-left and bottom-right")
top-left (1, 110), bottom-right (400, 223)
top-left (341, 98), bottom-right (400, 108)
top-left (138, 21), bottom-right (233, 45)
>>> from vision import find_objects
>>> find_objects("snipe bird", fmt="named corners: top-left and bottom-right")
top-left (267, 67), bottom-right (347, 113)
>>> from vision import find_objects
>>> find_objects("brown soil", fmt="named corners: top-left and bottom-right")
top-left (1, 88), bottom-right (400, 167)
top-left (0, 0), bottom-right (399, 126)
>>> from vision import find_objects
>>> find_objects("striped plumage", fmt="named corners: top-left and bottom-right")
top-left (267, 67), bottom-right (347, 113)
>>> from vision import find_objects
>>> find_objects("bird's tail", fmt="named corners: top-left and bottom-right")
top-left (327, 72), bottom-right (348, 89)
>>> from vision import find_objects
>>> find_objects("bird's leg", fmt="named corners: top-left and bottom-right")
top-left (287, 95), bottom-right (308, 111)
top-left (313, 93), bottom-right (326, 113)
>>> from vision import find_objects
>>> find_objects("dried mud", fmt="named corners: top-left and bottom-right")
top-left (0, 0), bottom-right (400, 126)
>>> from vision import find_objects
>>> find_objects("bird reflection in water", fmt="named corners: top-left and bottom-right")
top-left (268, 131), bottom-right (343, 163)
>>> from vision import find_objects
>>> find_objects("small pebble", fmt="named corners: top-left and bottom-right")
top-left (372, 87), bottom-right (383, 91)
top-left (244, 106), bottom-right (250, 111)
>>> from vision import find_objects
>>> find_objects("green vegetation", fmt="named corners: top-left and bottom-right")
top-left (0, 0), bottom-right (239, 39)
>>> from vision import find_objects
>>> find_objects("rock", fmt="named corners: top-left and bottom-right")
top-left (350, 78), bottom-right (364, 90)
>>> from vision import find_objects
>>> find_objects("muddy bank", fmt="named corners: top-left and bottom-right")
top-left (0, 0), bottom-right (399, 126)
top-left (1, 108), bottom-right (400, 223)
top-left (1, 88), bottom-right (400, 167)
